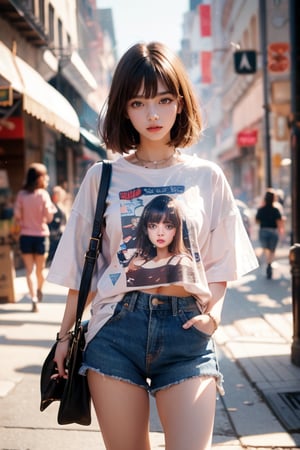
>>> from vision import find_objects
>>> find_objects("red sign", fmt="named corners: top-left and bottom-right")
top-left (199, 4), bottom-right (211, 37)
top-left (268, 42), bottom-right (290, 73)
top-left (237, 130), bottom-right (257, 147)
top-left (0, 117), bottom-right (24, 139)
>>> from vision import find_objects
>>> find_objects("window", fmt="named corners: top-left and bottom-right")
top-left (39, 0), bottom-right (45, 26)
top-left (24, 0), bottom-right (35, 14)
top-left (58, 18), bottom-right (63, 50)
top-left (67, 33), bottom-right (72, 52)
top-left (49, 4), bottom-right (55, 43)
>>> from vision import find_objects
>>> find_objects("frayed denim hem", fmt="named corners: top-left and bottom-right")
top-left (150, 373), bottom-right (225, 396)
top-left (79, 365), bottom-right (149, 392)
top-left (80, 365), bottom-right (224, 397)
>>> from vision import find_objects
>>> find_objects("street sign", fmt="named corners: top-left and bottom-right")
top-left (234, 51), bottom-right (257, 74)
top-left (237, 130), bottom-right (258, 146)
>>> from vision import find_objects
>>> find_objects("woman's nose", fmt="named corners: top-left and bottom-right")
top-left (157, 225), bottom-right (164, 235)
top-left (147, 109), bottom-right (159, 121)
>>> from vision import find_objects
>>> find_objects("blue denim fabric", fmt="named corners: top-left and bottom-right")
top-left (80, 291), bottom-right (224, 395)
top-left (259, 228), bottom-right (279, 252)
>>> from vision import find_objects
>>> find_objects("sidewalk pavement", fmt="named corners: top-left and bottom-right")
top-left (1, 243), bottom-right (300, 449)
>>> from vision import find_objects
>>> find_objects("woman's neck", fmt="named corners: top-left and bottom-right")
top-left (136, 142), bottom-right (174, 162)
top-left (129, 146), bottom-right (181, 169)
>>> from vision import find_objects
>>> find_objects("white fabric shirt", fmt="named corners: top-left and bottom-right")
top-left (48, 155), bottom-right (258, 344)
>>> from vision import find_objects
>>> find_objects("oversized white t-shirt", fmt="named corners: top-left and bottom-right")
top-left (47, 155), bottom-right (258, 344)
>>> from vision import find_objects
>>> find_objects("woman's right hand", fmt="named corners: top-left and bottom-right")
top-left (54, 339), bottom-right (70, 378)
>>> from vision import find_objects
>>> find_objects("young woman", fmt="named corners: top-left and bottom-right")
top-left (256, 188), bottom-right (283, 279)
top-left (14, 163), bottom-right (56, 312)
top-left (48, 42), bottom-right (258, 450)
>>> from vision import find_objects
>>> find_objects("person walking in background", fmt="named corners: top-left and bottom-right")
top-left (14, 163), bottom-right (56, 312)
top-left (48, 186), bottom-right (67, 263)
top-left (48, 42), bottom-right (258, 450)
top-left (256, 188), bottom-right (283, 279)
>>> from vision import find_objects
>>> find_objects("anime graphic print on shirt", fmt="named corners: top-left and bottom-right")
top-left (117, 184), bottom-right (198, 288)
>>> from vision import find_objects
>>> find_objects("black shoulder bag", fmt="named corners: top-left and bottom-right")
top-left (40, 161), bottom-right (112, 426)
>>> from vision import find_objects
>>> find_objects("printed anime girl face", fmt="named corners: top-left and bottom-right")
top-left (139, 195), bottom-right (182, 254)
top-left (147, 219), bottom-right (177, 249)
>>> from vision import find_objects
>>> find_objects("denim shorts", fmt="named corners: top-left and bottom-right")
top-left (259, 228), bottom-right (279, 252)
top-left (80, 291), bottom-right (224, 395)
top-left (19, 235), bottom-right (49, 254)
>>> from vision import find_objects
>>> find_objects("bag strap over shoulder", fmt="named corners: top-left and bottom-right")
top-left (75, 160), bottom-right (112, 328)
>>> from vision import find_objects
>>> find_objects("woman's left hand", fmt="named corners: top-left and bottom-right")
top-left (182, 314), bottom-right (217, 335)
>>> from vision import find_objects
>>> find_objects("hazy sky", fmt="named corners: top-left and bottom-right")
top-left (96, 0), bottom-right (189, 57)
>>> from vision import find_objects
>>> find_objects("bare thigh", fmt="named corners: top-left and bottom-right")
top-left (88, 371), bottom-right (151, 450)
top-left (156, 377), bottom-right (217, 450)
top-left (22, 253), bottom-right (35, 275)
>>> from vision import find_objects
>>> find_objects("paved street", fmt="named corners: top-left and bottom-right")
top-left (0, 243), bottom-right (300, 449)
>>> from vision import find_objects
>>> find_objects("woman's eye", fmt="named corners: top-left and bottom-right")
top-left (165, 223), bottom-right (175, 230)
top-left (148, 223), bottom-right (157, 230)
top-left (160, 97), bottom-right (173, 104)
top-left (130, 100), bottom-right (143, 108)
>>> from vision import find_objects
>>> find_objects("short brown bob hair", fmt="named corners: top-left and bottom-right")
top-left (98, 42), bottom-right (203, 154)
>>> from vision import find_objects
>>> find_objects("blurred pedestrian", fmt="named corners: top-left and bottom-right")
top-left (48, 42), bottom-right (258, 450)
top-left (48, 186), bottom-right (67, 263)
top-left (275, 189), bottom-right (287, 241)
top-left (256, 188), bottom-right (283, 279)
top-left (14, 163), bottom-right (56, 312)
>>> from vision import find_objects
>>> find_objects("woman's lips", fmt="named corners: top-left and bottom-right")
top-left (147, 126), bottom-right (162, 132)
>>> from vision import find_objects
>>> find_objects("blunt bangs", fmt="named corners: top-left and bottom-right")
top-left (144, 196), bottom-right (181, 227)
top-left (126, 57), bottom-right (180, 101)
top-left (99, 42), bottom-right (203, 153)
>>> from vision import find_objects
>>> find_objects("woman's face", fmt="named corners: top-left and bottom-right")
top-left (126, 79), bottom-right (182, 144)
top-left (147, 219), bottom-right (176, 249)
top-left (37, 173), bottom-right (49, 189)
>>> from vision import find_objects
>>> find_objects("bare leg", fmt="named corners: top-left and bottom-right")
top-left (34, 253), bottom-right (47, 297)
top-left (264, 248), bottom-right (275, 265)
top-left (21, 253), bottom-right (37, 299)
top-left (88, 372), bottom-right (151, 450)
top-left (156, 377), bottom-right (216, 450)
top-left (264, 249), bottom-right (275, 279)
top-left (21, 253), bottom-right (39, 311)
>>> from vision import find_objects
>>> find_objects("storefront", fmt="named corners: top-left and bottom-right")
top-left (0, 40), bottom-right (80, 273)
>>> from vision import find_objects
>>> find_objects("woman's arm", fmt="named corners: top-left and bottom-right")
top-left (182, 281), bottom-right (227, 335)
top-left (54, 288), bottom-right (95, 377)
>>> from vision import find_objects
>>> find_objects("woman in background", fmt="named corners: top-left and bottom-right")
top-left (256, 188), bottom-right (283, 279)
top-left (14, 163), bottom-right (56, 311)
top-left (48, 185), bottom-right (67, 263)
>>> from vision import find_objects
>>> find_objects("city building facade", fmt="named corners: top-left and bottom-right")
top-left (0, 0), bottom-right (116, 265)
top-left (181, 0), bottom-right (291, 211)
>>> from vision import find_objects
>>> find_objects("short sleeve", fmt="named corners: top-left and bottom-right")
top-left (202, 209), bottom-right (258, 282)
top-left (199, 165), bottom-right (258, 282)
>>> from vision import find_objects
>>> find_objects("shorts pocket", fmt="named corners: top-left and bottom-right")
top-left (179, 309), bottom-right (212, 339)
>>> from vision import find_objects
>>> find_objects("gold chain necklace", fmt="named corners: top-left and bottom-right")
top-left (135, 148), bottom-right (179, 169)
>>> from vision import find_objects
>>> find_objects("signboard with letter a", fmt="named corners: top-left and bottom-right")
top-left (234, 51), bottom-right (257, 74)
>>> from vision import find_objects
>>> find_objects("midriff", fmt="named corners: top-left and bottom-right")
top-left (140, 285), bottom-right (192, 297)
